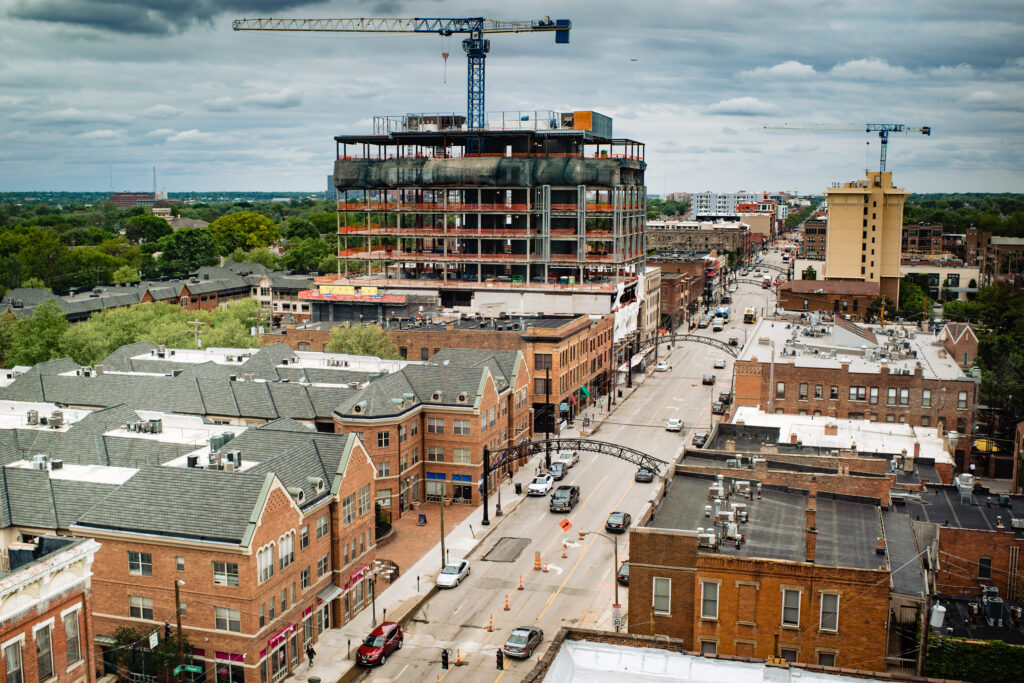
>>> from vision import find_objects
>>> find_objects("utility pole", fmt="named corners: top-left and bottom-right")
top-left (545, 366), bottom-right (551, 465)
top-left (174, 579), bottom-right (185, 681)
top-left (187, 320), bottom-right (207, 348)
top-left (439, 483), bottom-right (447, 564)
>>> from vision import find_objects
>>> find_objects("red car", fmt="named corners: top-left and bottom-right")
top-left (356, 622), bottom-right (403, 666)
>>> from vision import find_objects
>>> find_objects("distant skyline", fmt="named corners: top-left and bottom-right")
top-left (1, 0), bottom-right (1022, 194)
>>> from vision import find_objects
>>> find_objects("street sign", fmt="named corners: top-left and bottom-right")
top-left (184, 665), bottom-right (203, 674)
top-left (558, 518), bottom-right (572, 531)
top-left (173, 666), bottom-right (183, 676)
top-left (148, 631), bottom-right (158, 649)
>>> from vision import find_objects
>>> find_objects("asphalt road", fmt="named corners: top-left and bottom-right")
top-left (354, 247), bottom-right (787, 682)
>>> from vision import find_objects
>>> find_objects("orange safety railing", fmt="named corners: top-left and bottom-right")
top-left (337, 152), bottom-right (645, 161)
top-left (339, 202), bottom-right (534, 212)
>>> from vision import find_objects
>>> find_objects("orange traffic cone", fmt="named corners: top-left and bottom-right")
top-left (504, 594), bottom-right (510, 611)
top-left (456, 649), bottom-right (462, 666)
top-left (562, 545), bottom-right (567, 559)
top-left (543, 558), bottom-right (549, 573)
top-left (533, 553), bottom-right (542, 571)
top-left (518, 574), bottom-right (525, 590)
top-left (488, 613), bottom-right (493, 632)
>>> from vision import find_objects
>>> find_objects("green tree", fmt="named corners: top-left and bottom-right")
top-left (282, 238), bottom-right (332, 272)
top-left (112, 264), bottom-right (141, 284)
top-left (158, 228), bottom-right (221, 276)
top-left (307, 212), bottom-right (338, 234)
top-left (125, 214), bottom-right (172, 244)
top-left (325, 323), bottom-right (400, 358)
top-left (18, 228), bottom-right (68, 287)
top-left (21, 276), bottom-right (48, 290)
top-left (0, 255), bottom-right (24, 290)
top-left (110, 625), bottom-right (194, 678)
top-left (5, 299), bottom-right (68, 366)
top-left (898, 276), bottom-right (930, 320)
top-left (283, 216), bottom-right (320, 241)
top-left (208, 212), bottom-right (280, 252)
top-left (801, 265), bottom-right (817, 280)
top-left (229, 247), bottom-right (281, 270)
top-left (863, 295), bottom-right (896, 323)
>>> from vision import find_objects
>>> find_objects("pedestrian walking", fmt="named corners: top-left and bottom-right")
top-left (306, 645), bottom-right (316, 667)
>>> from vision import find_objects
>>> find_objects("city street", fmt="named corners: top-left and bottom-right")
top-left (352, 247), bottom-right (786, 682)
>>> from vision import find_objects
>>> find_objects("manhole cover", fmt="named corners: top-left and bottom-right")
top-left (482, 537), bottom-right (530, 563)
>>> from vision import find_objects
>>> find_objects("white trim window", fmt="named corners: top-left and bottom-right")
top-left (35, 624), bottom-right (53, 681)
top-left (279, 532), bottom-right (295, 570)
top-left (63, 610), bottom-right (82, 666)
top-left (215, 607), bottom-right (241, 632)
top-left (700, 581), bottom-right (719, 620)
top-left (820, 593), bottom-right (839, 632)
top-left (782, 588), bottom-right (801, 627)
top-left (4, 641), bottom-right (22, 683)
top-left (129, 595), bottom-right (154, 620)
top-left (258, 544), bottom-right (275, 583)
top-left (214, 561), bottom-right (239, 587)
top-left (128, 551), bottom-right (153, 576)
top-left (653, 577), bottom-right (671, 615)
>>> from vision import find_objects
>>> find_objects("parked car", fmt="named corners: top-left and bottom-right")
top-left (728, 284), bottom-right (738, 293)
top-left (634, 468), bottom-right (654, 483)
top-left (548, 462), bottom-right (567, 480)
top-left (556, 450), bottom-right (579, 468)
top-left (728, 336), bottom-right (739, 346)
top-left (527, 473), bottom-right (555, 496)
top-left (605, 511), bottom-right (632, 533)
top-left (713, 359), bottom-right (727, 369)
top-left (719, 391), bottom-right (733, 405)
top-left (697, 317), bottom-right (710, 329)
top-left (702, 374), bottom-right (716, 385)
top-left (665, 417), bottom-right (683, 432)
top-left (692, 431), bottom-right (709, 447)
top-left (616, 561), bottom-right (630, 585)
top-left (437, 558), bottom-right (471, 588)
top-left (655, 361), bottom-right (670, 372)
top-left (549, 485), bottom-right (580, 512)
top-left (503, 627), bottom-right (544, 658)
top-left (711, 401), bottom-right (726, 415)
top-left (356, 622), bottom-right (403, 666)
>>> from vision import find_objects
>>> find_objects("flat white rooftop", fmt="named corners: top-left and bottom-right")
top-left (731, 406), bottom-right (953, 465)
top-left (738, 317), bottom-right (968, 381)
top-left (544, 640), bottom-right (903, 683)
top-left (129, 346), bottom-right (414, 374)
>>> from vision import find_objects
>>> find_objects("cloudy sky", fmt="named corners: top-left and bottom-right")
top-left (1, 0), bottom-right (1022, 194)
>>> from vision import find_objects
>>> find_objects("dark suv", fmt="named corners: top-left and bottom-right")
top-left (549, 485), bottom-right (580, 512)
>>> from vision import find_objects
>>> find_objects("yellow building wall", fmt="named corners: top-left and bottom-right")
top-left (824, 172), bottom-right (906, 284)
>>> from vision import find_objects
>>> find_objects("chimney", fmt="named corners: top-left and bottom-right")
top-left (805, 493), bottom-right (817, 563)
top-left (841, 361), bottom-right (850, 372)
top-left (913, 441), bottom-right (921, 459)
top-left (824, 422), bottom-right (838, 436)
top-left (790, 432), bottom-right (799, 444)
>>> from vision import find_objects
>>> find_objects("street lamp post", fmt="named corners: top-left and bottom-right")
top-left (578, 531), bottom-right (620, 631)
top-left (174, 580), bottom-right (185, 681)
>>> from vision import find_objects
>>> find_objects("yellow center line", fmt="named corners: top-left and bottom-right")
top-left (492, 669), bottom-right (507, 683)
top-left (540, 474), bottom-right (608, 556)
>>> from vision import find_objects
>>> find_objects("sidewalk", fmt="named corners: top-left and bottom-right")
top-left (290, 369), bottom-right (655, 683)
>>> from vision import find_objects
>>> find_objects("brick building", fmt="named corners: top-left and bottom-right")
top-left (776, 279), bottom-right (879, 320)
top-left (0, 536), bottom-right (100, 683)
top-left (332, 348), bottom-right (531, 518)
top-left (733, 317), bottom-right (977, 471)
top-left (659, 273), bottom-right (703, 328)
top-left (800, 219), bottom-right (827, 259)
top-left (646, 220), bottom-right (752, 259)
top-left (901, 223), bottom-right (943, 255)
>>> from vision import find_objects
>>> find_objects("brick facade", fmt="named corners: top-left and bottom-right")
top-left (933, 526), bottom-right (1024, 601)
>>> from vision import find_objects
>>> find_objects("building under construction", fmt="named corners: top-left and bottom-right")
top-left (307, 110), bottom-right (646, 318)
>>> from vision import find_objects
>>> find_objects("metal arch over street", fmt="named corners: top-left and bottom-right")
top-left (480, 438), bottom-right (667, 525)
top-left (638, 333), bottom-right (739, 357)
top-left (760, 263), bottom-right (788, 275)
top-left (736, 278), bottom-right (779, 294)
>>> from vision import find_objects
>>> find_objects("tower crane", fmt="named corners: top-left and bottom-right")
top-left (232, 17), bottom-right (571, 130)
top-left (762, 122), bottom-right (931, 172)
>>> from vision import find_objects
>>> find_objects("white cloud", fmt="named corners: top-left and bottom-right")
top-left (145, 104), bottom-right (180, 117)
top-left (741, 60), bottom-right (817, 79)
top-left (241, 89), bottom-right (303, 109)
top-left (146, 128), bottom-right (176, 137)
top-left (930, 63), bottom-right (975, 79)
top-left (965, 90), bottom-right (1000, 103)
top-left (37, 107), bottom-right (133, 123)
top-left (830, 58), bottom-right (912, 80)
top-left (165, 129), bottom-right (223, 144)
top-left (706, 97), bottom-right (778, 116)
top-left (75, 129), bottom-right (122, 140)
top-left (205, 97), bottom-right (237, 112)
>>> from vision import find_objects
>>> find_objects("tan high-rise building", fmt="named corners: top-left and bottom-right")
top-left (823, 171), bottom-right (906, 302)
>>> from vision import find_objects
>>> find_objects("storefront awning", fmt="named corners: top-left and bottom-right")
top-left (95, 635), bottom-right (117, 647)
top-left (317, 584), bottom-right (343, 603)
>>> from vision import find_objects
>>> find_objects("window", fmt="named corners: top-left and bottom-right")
top-left (700, 581), bottom-right (718, 619)
top-left (535, 353), bottom-right (552, 370)
top-left (301, 567), bottom-right (311, 589)
top-left (849, 386), bottom-right (866, 401)
top-left (958, 391), bottom-right (968, 409)
top-left (820, 593), bottom-right (839, 631)
top-left (377, 431), bottom-right (390, 448)
top-left (64, 611), bottom-right (81, 666)
top-left (176, 556), bottom-right (185, 571)
top-left (214, 561), bottom-right (239, 586)
top-left (452, 448), bottom-right (472, 464)
top-left (377, 488), bottom-right (392, 508)
top-left (317, 554), bottom-right (330, 577)
top-left (128, 551), bottom-right (153, 576)
top-left (780, 648), bottom-right (798, 663)
top-left (5, 642), bottom-right (22, 683)
top-left (280, 588), bottom-right (288, 611)
top-left (269, 596), bottom-right (276, 620)
top-left (427, 446), bottom-right (445, 462)
top-left (775, 382), bottom-right (785, 399)
top-left (317, 513), bottom-right (329, 538)
top-left (343, 495), bottom-right (355, 525)
top-left (258, 545), bottom-right (274, 582)
top-left (921, 415), bottom-right (930, 426)
top-left (427, 417), bottom-right (444, 434)
top-left (653, 577), bottom-right (671, 615)
top-left (815, 385), bottom-right (823, 399)
top-left (453, 419), bottom-right (471, 435)
top-left (829, 385), bottom-right (838, 400)
top-left (259, 603), bottom-right (266, 628)
top-left (782, 589), bottom-right (800, 626)
top-left (399, 425), bottom-right (407, 443)
top-left (700, 641), bottom-right (717, 655)
top-left (818, 652), bottom-right (836, 667)
top-left (129, 595), bottom-right (154, 620)
top-left (979, 557), bottom-right (993, 579)
top-left (887, 387), bottom-right (897, 405)
top-left (300, 525), bottom-right (309, 549)
top-left (411, 421), bottom-right (418, 436)
top-left (922, 389), bottom-right (932, 407)
top-left (35, 625), bottom-right (53, 681)
top-left (799, 383), bottom-right (808, 401)
top-left (279, 533), bottom-right (294, 569)
top-left (376, 461), bottom-right (391, 478)
top-left (358, 485), bottom-right (371, 515)
top-left (215, 607), bottom-right (241, 632)
top-left (899, 388), bottom-right (909, 405)
top-left (869, 387), bottom-right (878, 404)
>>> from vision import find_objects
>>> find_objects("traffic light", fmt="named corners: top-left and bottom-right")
top-left (164, 622), bottom-right (171, 640)
top-left (496, 649), bottom-right (504, 671)
top-left (441, 649), bottom-right (449, 670)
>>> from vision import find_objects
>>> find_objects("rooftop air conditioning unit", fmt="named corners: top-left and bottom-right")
top-left (26, 410), bottom-right (38, 425)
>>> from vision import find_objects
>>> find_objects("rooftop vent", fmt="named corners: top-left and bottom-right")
top-left (307, 476), bottom-right (326, 493)
top-left (353, 401), bottom-right (367, 414)
top-left (457, 392), bottom-right (468, 403)
top-left (287, 486), bottom-right (305, 503)
top-left (431, 391), bottom-right (443, 401)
